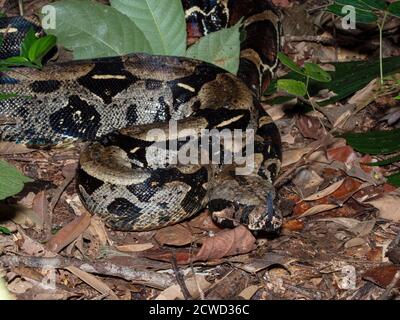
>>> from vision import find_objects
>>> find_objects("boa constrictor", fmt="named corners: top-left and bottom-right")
top-left (0, 0), bottom-right (282, 232)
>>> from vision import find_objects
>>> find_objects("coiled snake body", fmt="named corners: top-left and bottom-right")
top-left (0, 0), bottom-right (282, 232)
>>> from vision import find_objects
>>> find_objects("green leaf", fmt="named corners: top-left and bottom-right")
top-left (20, 28), bottom-right (37, 59)
top-left (388, 1), bottom-right (400, 17)
top-left (277, 52), bottom-right (305, 76)
top-left (27, 35), bottom-right (57, 66)
top-left (268, 56), bottom-right (400, 106)
top-left (277, 79), bottom-right (307, 97)
top-left (388, 172), bottom-right (400, 187)
top-left (395, 95), bottom-right (400, 100)
top-left (110, 0), bottom-right (186, 56)
top-left (186, 23), bottom-right (241, 74)
top-left (344, 129), bottom-right (400, 155)
top-left (335, 0), bottom-right (371, 10)
top-left (0, 56), bottom-right (38, 68)
top-left (43, 0), bottom-right (151, 60)
top-left (304, 63), bottom-right (332, 82)
top-left (0, 160), bottom-right (32, 201)
top-left (327, 4), bottom-right (378, 24)
top-left (359, 0), bottom-right (387, 10)
top-left (367, 154), bottom-right (400, 166)
top-left (0, 226), bottom-right (11, 235)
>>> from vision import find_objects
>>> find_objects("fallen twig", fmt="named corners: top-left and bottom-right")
top-left (0, 255), bottom-right (175, 289)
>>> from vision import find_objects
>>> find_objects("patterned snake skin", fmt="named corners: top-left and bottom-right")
top-left (0, 0), bottom-right (282, 232)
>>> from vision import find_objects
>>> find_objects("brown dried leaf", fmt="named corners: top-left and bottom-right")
top-left (282, 146), bottom-right (313, 167)
top-left (194, 225), bottom-right (256, 261)
top-left (32, 191), bottom-right (48, 229)
top-left (298, 204), bottom-right (338, 218)
top-left (363, 265), bottom-right (400, 288)
top-left (282, 219), bottom-right (305, 232)
top-left (0, 142), bottom-right (33, 155)
top-left (238, 285), bottom-right (260, 300)
top-left (65, 266), bottom-right (118, 300)
top-left (188, 210), bottom-right (222, 233)
top-left (116, 243), bottom-right (154, 253)
top-left (367, 193), bottom-right (400, 222)
top-left (303, 179), bottom-right (345, 201)
top-left (295, 115), bottom-right (323, 139)
top-left (154, 224), bottom-right (194, 246)
top-left (46, 211), bottom-right (91, 253)
top-left (155, 275), bottom-right (211, 300)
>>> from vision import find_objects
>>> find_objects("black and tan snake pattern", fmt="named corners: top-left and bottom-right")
top-left (0, 0), bottom-right (282, 232)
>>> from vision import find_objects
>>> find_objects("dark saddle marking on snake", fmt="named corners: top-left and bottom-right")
top-left (0, 0), bottom-right (282, 232)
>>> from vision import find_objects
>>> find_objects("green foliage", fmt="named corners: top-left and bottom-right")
top-left (110, 0), bottom-right (187, 56)
top-left (388, 172), bottom-right (400, 187)
top-left (344, 129), bottom-right (400, 154)
top-left (42, 0), bottom-right (241, 73)
top-left (344, 129), bottom-right (400, 187)
top-left (277, 79), bottom-right (307, 96)
top-left (0, 226), bottom-right (11, 235)
top-left (327, 0), bottom-right (400, 84)
top-left (43, 0), bottom-right (151, 59)
top-left (266, 56), bottom-right (400, 106)
top-left (277, 52), bottom-right (305, 76)
top-left (186, 22), bottom-right (241, 74)
top-left (276, 53), bottom-right (331, 97)
top-left (0, 160), bottom-right (32, 201)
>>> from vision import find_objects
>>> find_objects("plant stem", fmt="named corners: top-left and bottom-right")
top-left (306, 90), bottom-right (327, 132)
top-left (378, 11), bottom-right (388, 85)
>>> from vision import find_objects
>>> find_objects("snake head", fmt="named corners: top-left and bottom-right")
top-left (208, 172), bottom-right (283, 233)
top-left (245, 191), bottom-right (282, 233)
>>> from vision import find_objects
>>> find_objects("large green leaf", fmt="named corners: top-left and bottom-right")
top-left (335, 0), bottom-right (371, 10)
top-left (304, 63), bottom-right (332, 82)
top-left (327, 4), bottom-right (378, 24)
top-left (388, 172), bottom-right (400, 187)
top-left (359, 0), bottom-right (387, 10)
top-left (110, 0), bottom-right (186, 56)
top-left (388, 1), bottom-right (400, 17)
top-left (344, 129), bottom-right (400, 155)
top-left (266, 56), bottom-right (400, 106)
top-left (43, 0), bottom-right (151, 59)
top-left (186, 23), bottom-right (241, 74)
top-left (0, 160), bottom-right (32, 201)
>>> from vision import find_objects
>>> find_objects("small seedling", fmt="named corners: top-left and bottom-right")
top-left (327, 0), bottom-right (400, 84)
top-left (276, 52), bottom-right (332, 129)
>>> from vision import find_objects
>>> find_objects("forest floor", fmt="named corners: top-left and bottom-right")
top-left (0, 0), bottom-right (400, 300)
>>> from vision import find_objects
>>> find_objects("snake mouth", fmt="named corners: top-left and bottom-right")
top-left (245, 192), bottom-right (283, 233)
top-left (209, 191), bottom-right (283, 233)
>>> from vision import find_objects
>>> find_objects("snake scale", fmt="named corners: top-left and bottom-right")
top-left (0, 0), bottom-right (282, 232)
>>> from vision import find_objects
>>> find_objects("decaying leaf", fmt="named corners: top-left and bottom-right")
top-left (303, 179), bottom-right (345, 201)
top-left (46, 211), bottom-right (91, 253)
top-left (238, 285), bottom-right (260, 300)
top-left (116, 243), bottom-right (154, 253)
top-left (65, 266), bottom-right (118, 300)
top-left (295, 114), bottom-right (323, 139)
top-left (367, 193), bottom-right (400, 222)
top-left (154, 224), bottom-right (194, 246)
top-left (282, 146), bottom-right (313, 167)
top-left (0, 142), bottom-right (33, 155)
top-left (156, 275), bottom-right (211, 300)
top-left (195, 225), bottom-right (256, 261)
top-left (363, 265), bottom-right (400, 288)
